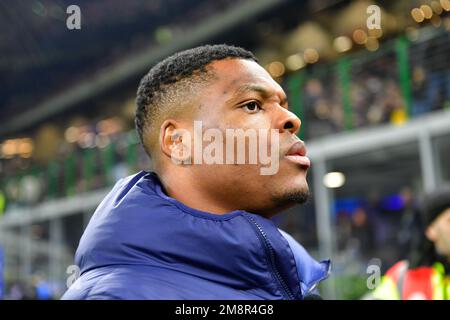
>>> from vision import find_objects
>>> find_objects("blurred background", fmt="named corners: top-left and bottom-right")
top-left (0, 0), bottom-right (449, 300)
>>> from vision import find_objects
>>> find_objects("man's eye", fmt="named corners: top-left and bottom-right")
top-left (241, 102), bottom-right (261, 113)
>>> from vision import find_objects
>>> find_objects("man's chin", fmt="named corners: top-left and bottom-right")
top-left (272, 186), bottom-right (310, 207)
top-left (284, 189), bottom-right (310, 204)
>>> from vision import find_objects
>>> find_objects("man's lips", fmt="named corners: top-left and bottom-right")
top-left (284, 141), bottom-right (311, 168)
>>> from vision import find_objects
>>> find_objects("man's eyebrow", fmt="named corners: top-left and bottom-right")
top-left (233, 84), bottom-right (288, 105)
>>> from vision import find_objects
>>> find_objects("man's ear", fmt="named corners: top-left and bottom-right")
top-left (425, 225), bottom-right (436, 242)
top-left (160, 119), bottom-right (192, 164)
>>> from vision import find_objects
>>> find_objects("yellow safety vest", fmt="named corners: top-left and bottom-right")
top-left (373, 260), bottom-right (450, 300)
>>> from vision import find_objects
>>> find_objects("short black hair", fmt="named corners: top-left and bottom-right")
top-left (135, 44), bottom-right (257, 157)
top-left (422, 184), bottom-right (450, 226)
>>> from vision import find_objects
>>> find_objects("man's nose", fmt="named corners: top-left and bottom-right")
top-left (276, 108), bottom-right (301, 135)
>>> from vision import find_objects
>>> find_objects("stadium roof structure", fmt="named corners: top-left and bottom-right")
top-left (0, 0), bottom-right (306, 137)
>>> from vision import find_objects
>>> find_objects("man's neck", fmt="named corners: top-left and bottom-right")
top-left (157, 171), bottom-right (238, 215)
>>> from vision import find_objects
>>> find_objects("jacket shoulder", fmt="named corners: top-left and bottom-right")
top-left (63, 266), bottom-right (170, 300)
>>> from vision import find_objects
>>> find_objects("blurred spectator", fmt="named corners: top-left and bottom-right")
top-left (397, 187), bottom-right (422, 259)
top-left (368, 185), bottom-right (450, 300)
top-left (423, 33), bottom-right (450, 112)
top-left (411, 32), bottom-right (450, 115)
top-left (303, 77), bottom-right (343, 138)
top-left (350, 207), bottom-right (375, 260)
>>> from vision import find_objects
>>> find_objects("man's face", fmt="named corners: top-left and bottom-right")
top-left (426, 208), bottom-right (450, 260)
top-left (183, 58), bottom-right (309, 216)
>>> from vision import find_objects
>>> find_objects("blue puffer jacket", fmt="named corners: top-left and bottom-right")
top-left (62, 171), bottom-right (330, 300)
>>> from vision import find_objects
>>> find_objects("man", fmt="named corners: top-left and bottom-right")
top-left (371, 185), bottom-right (450, 300)
top-left (62, 44), bottom-right (330, 300)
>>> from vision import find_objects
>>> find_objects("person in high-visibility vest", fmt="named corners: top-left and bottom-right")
top-left (372, 184), bottom-right (450, 300)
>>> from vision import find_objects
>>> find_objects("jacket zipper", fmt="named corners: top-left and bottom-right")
top-left (244, 214), bottom-right (296, 300)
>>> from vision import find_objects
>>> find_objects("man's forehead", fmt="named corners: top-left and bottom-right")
top-left (209, 58), bottom-right (285, 96)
